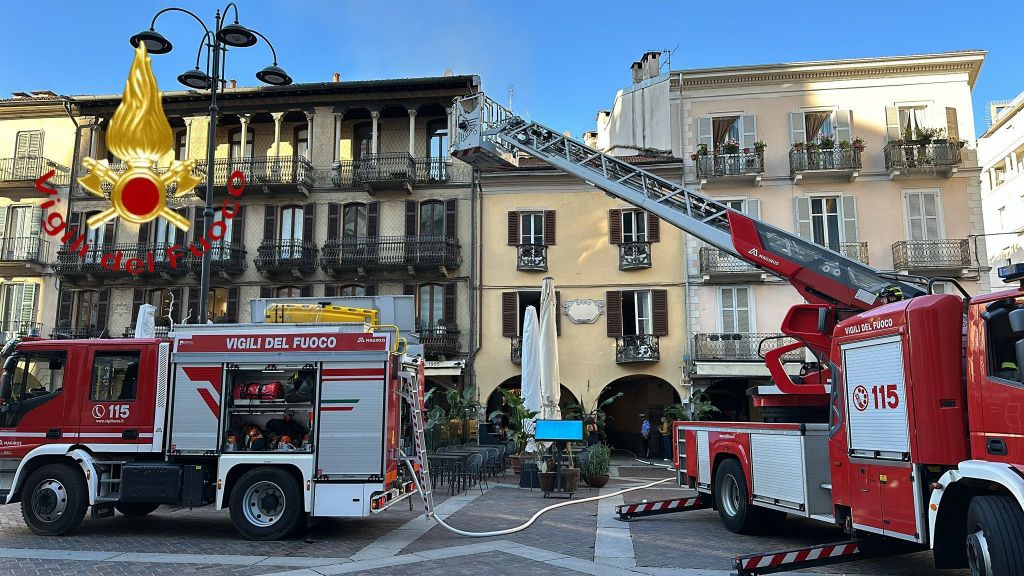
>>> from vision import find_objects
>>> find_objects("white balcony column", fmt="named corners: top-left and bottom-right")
top-left (333, 112), bottom-right (344, 162)
top-left (304, 110), bottom-right (315, 161)
top-left (238, 114), bottom-right (251, 159)
top-left (271, 112), bottom-right (284, 179)
top-left (445, 107), bottom-right (454, 159)
top-left (182, 117), bottom-right (194, 159)
top-left (370, 109), bottom-right (380, 156)
top-left (1008, 153), bottom-right (1018, 176)
top-left (407, 107), bottom-right (417, 156)
top-left (89, 118), bottom-right (102, 158)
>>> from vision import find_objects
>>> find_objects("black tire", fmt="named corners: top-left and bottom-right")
top-left (115, 502), bottom-right (160, 517)
top-left (965, 495), bottom-right (1024, 576)
top-left (20, 463), bottom-right (88, 536)
top-left (713, 458), bottom-right (783, 534)
top-left (229, 467), bottom-right (302, 540)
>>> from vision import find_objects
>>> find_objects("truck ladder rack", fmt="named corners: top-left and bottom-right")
top-left (399, 359), bottom-right (434, 515)
top-left (615, 495), bottom-right (709, 520)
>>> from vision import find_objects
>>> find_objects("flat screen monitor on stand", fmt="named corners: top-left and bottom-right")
top-left (534, 419), bottom-right (584, 497)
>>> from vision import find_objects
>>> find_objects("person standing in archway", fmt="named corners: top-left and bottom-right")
top-left (640, 414), bottom-right (651, 457)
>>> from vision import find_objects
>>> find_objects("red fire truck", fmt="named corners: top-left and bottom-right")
top-left (0, 318), bottom-right (424, 540)
top-left (450, 93), bottom-right (1024, 575)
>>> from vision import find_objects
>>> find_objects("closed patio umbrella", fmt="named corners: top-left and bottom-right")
top-left (538, 277), bottom-right (561, 421)
top-left (521, 306), bottom-right (541, 452)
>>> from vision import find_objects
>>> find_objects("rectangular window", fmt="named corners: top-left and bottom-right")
top-left (417, 284), bottom-right (444, 327)
top-left (621, 210), bottom-right (647, 243)
top-left (804, 111), bottom-right (833, 143)
top-left (620, 290), bottom-right (652, 335)
top-left (905, 190), bottom-right (942, 241)
top-left (898, 106), bottom-right (929, 139)
top-left (90, 351), bottom-right (140, 402)
top-left (520, 212), bottom-right (544, 245)
top-left (515, 290), bottom-right (541, 335)
top-left (719, 286), bottom-right (752, 332)
top-left (211, 208), bottom-right (233, 259)
top-left (208, 287), bottom-right (228, 320)
top-left (712, 116), bottom-right (740, 149)
top-left (810, 197), bottom-right (841, 250)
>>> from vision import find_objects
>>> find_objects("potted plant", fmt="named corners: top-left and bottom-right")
top-left (561, 460), bottom-right (581, 493)
top-left (818, 133), bottom-right (835, 149)
top-left (851, 137), bottom-right (866, 152)
top-left (489, 388), bottom-right (538, 475)
top-left (585, 443), bottom-right (611, 488)
top-left (696, 143), bottom-right (708, 156)
top-left (838, 140), bottom-right (850, 150)
top-left (721, 138), bottom-right (740, 154)
top-left (792, 141), bottom-right (804, 152)
top-left (536, 456), bottom-right (557, 492)
top-left (754, 140), bottom-right (767, 154)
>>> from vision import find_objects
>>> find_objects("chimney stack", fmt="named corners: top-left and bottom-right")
top-left (333, 72), bottom-right (341, 83)
top-left (229, 79), bottom-right (237, 89)
top-left (630, 61), bottom-right (643, 84)
top-left (641, 51), bottom-right (661, 80)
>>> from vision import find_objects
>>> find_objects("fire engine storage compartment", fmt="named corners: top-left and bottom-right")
top-left (223, 364), bottom-right (316, 453)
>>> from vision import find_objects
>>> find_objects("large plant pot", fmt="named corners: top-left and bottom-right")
top-left (588, 474), bottom-right (610, 488)
top-left (561, 468), bottom-right (580, 493)
top-left (538, 472), bottom-right (557, 493)
top-left (509, 454), bottom-right (523, 475)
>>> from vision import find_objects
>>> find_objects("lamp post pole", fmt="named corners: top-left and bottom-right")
top-left (196, 10), bottom-right (222, 324)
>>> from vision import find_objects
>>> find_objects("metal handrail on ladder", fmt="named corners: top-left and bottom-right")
top-left (399, 357), bottom-right (434, 516)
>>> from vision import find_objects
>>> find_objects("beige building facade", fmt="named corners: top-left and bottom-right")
top-left (979, 91), bottom-right (1024, 289)
top-left (595, 51), bottom-right (989, 418)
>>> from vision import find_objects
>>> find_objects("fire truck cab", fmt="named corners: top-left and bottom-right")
top-left (0, 318), bottom-right (421, 540)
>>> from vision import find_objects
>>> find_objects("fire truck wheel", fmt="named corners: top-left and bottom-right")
top-left (114, 502), bottom-right (161, 517)
top-left (714, 458), bottom-right (781, 534)
top-left (965, 495), bottom-right (1024, 576)
top-left (229, 467), bottom-right (302, 540)
top-left (20, 463), bottom-right (88, 536)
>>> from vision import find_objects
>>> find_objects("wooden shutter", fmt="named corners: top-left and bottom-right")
top-left (231, 205), bottom-right (245, 244)
top-left (789, 112), bottom-right (806, 144)
top-left (605, 291), bottom-right (622, 337)
top-left (226, 287), bottom-right (239, 322)
top-left (945, 107), bottom-right (959, 140)
top-left (96, 289), bottom-right (110, 331)
top-left (647, 213), bottom-right (660, 243)
top-left (170, 288), bottom-right (183, 322)
top-left (324, 284), bottom-right (337, 297)
top-left (443, 283), bottom-right (456, 324)
top-left (367, 202), bottom-right (379, 237)
top-left (543, 210), bottom-right (556, 245)
top-left (651, 289), bottom-right (668, 336)
top-left (57, 290), bottom-right (74, 328)
top-left (841, 196), bottom-right (858, 244)
top-left (745, 199), bottom-right (761, 220)
top-left (696, 117), bottom-right (712, 150)
top-left (28, 206), bottom-right (42, 237)
top-left (502, 291), bottom-right (517, 337)
top-left (260, 286), bottom-right (273, 299)
top-left (302, 204), bottom-right (315, 243)
top-left (364, 284), bottom-right (377, 296)
top-left (300, 285), bottom-right (313, 297)
top-left (191, 207), bottom-right (204, 242)
top-left (20, 283), bottom-right (37, 327)
top-left (885, 106), bottom-right (901, 141)
top-left (405, 200), bottom-right (418, 235)
top-left (263, 205), bottom-right (277, 240)
top-left (555, 290), bottom-right (561, 336)
top-left (445, 199), bottom-right (458, 238)
top-left (721, 287), bottom-right (735, 331)
top-left (740, 115), bottom-right (757, 150)
top-left (327, 203), bottom-right (341, 240)
top-left (187, 288), bottom-right (200, 323)
top-left (794, 197), bottom-right (812, 239)
top-left (507, 211), bottom-right (520, 245)
top-left (608, 209), bottom-right (622, 244)
top-left (14, 130), bottom-right (43, 159)
top-left (835, 110), bottom-right (852, 144)
top-left (0, 207), bottom-right (7, 241)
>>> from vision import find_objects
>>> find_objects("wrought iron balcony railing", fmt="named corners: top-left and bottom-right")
top-left (417, 321), bottom-right (460, 357)
top-left (0, 157), bottom-right (70, 186)
top-left (615, 334), bottom-right (660, 363)
top-left (255, 240), bottom-right (319, 275)
top-left (789, 147), bottom-right (861, 177)
top-left (517, 244), bottom-right (547, 272)
top-left (1, 320), bottom-right (41, 340)
top-left (50, 326), bottom-right (106, 339)
top-left (883, 140), bottom-right (962, 174)
top-left (699, 247), bottom-right (758, 275)
top-left (326, 156), bottom-right (472, 189)
top-left (122, 326), bottom-right (171, 338)
top-left (695, 152), bottom-right (764, 179)
top-left (619, 241), bottom-right (652, 270)
top-left (511, 336), bottom-right (522, 364)
top-left (0, 237), bottom-right (48, 264)
top-left (693, 332), bottom-right (805, 362)
top-left (186, 242), bottom-right (248, 275)
top-left (321, 236), bottom-right (461, 274)
top-left (54, 243), bottom-right (130, 278)
top-left (892, 239), bottom-right (971, 271)
top-left (838, 242), bottom-right (869, 265)
top-left (352, 153), bottom-right (416, 193)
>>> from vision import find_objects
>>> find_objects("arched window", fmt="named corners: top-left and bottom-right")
top-left (353, 122), bottom-right (375, 161)
top-left (343, 203), bottom-right (367, 239)
top-left (417, 283), bottom-right (444, 328)
top-left (339, 284), bottom-right (366, 297)
top-left (419, 200), bottom-right (445, 236)
top-left (275, 286), bottom-right (302, 298)
top-left (74, 290), bottom-right (101, 330)
top-left (174, 130), bottom-right (187, 161)
top-left (293, 126), bottom-right (308, 160)
top-left (229, 126), bottom-right (255, 159)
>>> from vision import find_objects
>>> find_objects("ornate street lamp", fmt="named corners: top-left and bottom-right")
top-left (130, 3), bottom-right (291, 323)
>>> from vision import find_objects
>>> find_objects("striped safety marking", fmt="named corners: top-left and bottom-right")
top-left (617, 497), bottom-right (702, 515)
top-left (740, 542), bottom-right (860, 571)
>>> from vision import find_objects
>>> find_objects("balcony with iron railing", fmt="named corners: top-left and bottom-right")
top-left (0, 237), bottom-right (48, 271)
top-left (54, 243), bottom-right (123, 281)
top-left (198, 156), bottom-right (314, 196)
top-left (417, 321), bottom-right (461, 358)
top-left (838, 242), bottom-right (870, 265)
top-left (255, 240), bottom-right (319, 276)
top-left (185, 242), bottom-right (248, 276)
top-left (326, 156), bottom-right (472, 190)
top-left (124, 243), bottom-right (190, 277)
top-left (321, 236), bottom-right (461, 275)
top-left (517, 244), bottom-right (547, 272)
top-left (883, 140), bottom-right (963, 177)
top-left (693, 332), bottom-right (805, 363)
top-left (351, 153), bottom-right (416, 194)
top-left (510, 336), bottom-right (522, 364)
top-left (789, 147), bottom-right (861, 182)
top-left (892, 239), bottom-right (971, 273)
top-left (615, 334), bottom-right (660, 363)
top-left (0, 157), bottom-right (70, 194)
top-left (122, 326), bottom-right (171, 338)
top-left (698, 247), bottom-right (762, 279)
top-left (1, 320), bottom-right (41, 341)
top-left (49, 326), bottom-right (107, 339)
top-left (619, 242), bottom-right (652, 270)
top-left (695, 152), bottom-right (764, 186)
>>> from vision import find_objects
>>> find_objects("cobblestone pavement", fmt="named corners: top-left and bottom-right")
top-left (0, 459), bottom-right (967, 575)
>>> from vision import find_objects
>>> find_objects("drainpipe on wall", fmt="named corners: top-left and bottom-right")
top-left (58, 98), bottom-right (83, 333)
top-left (466, 169), bottom-right (482, 401)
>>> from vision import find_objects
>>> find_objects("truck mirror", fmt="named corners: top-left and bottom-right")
top-left (0, 372), bottom-right (10, 403)
top-left (1016, 340), bottom-right (1024, 385)
top-left (817, 307), bottom-right (829, 335)
top-left (1009, 308), bottom-right (1024, 334)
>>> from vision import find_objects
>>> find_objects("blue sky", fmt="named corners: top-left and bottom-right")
top-left (3, 0), bottom-right (1020, 138)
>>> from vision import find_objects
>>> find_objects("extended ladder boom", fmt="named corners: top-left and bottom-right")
top-left (450, 93), bottom-right (922, 312)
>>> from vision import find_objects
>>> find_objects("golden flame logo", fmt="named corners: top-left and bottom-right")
top-left (78, 43), bottom-right (203, 230)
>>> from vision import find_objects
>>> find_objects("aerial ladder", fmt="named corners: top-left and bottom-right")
top-left (450, 93), bottom-right (924, 410)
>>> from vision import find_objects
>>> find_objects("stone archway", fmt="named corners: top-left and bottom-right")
top-left (597, 375), bottom-right (679, 457)
top-left (484, 376), bottom-right (580, 432)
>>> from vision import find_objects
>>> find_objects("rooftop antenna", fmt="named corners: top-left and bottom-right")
top-left (508, 84), bottom-right (515, 111)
